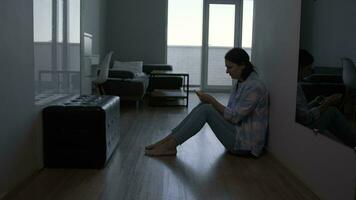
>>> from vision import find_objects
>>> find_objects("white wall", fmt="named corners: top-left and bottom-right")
top-left (0, 0), bottom-right (109, 197)
top-left (106, 0), bottom-right (168, 64)
top-left (0, 0), bottom-right (38, 197)
top-left (300, 0), bottom-right (356, 67)
top-left (252, 0), bottom-right (356, 200)
top-left (83, 0), bottom-right (107, 57)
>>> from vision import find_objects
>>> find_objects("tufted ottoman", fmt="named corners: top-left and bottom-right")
top-left (43, 95), bottom-right (120, 168)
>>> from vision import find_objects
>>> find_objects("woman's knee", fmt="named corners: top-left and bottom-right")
top-left (199, 104), bottom-right (218, 116)
top-left (199, 103), bottom-right (214, 111)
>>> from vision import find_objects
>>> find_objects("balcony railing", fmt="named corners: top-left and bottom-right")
top-left (34, 43), bottom-right (251, 95)
top-left (167, 45), bottom-right (251, 86)
top-left (34, 42), bottom-right (80, 95)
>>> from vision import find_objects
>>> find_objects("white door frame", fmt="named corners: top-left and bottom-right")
top-left (51, 0), bottom-right (58, 73)
top-left (201, 0), bottom-right (243, 92)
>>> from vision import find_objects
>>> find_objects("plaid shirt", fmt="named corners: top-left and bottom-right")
top-left (223, 72), bottom-right (269, 156)
top-left (295, 84), bottom-right (320, 126)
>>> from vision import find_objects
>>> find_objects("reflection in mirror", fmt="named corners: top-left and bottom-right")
top-left (296, 0), bottom-right (356, 149)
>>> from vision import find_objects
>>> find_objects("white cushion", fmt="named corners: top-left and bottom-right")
top-left (112, 61), bottom-right (144, 76)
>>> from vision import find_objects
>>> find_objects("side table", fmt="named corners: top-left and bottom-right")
top-left (149, 70), bottom-right (189, 107)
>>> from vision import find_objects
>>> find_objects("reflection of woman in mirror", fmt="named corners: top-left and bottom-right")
top-left (296, 49), bottom-right (356, 148)
top-left (145, 48), bottom-right (269, 157)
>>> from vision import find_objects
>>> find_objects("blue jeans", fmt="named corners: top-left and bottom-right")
top-left (312, 107), bottom-right (356, 147)
top-left (171, 103), bottom-right (243, 153)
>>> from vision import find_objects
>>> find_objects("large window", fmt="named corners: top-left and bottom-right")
top-left (33, 0), bottom-right (52, 43)
top-left (34, 0), bottom-right (81, 101)
top-left (207, 4), bottom-right (236, 86)
top-left (242, 0), bottom-right (253, 51)
top-left (167, 0), bottom-right (203, 86)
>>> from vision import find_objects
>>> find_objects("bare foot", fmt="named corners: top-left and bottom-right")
top-left (145, 134), bottom-right (172, 150)
top-left (144, 136), bottom-right (178, 156)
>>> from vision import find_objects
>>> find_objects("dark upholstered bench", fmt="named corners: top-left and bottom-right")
top-left (43, 95), bottom-right (120, 169)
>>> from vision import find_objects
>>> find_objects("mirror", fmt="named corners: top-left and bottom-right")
top-left (296, 0), bottom-right (356, 149)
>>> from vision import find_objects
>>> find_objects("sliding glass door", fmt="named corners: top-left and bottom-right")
top-left (204, 3), bottom-right (238, 90)
top-left (167, 0), bottom-right (254, 92)
top-left (166, 0), bottom-right (203, 87)
top-left (201, 0), bottom-right (241, 91)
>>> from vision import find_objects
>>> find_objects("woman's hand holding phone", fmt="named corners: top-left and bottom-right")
top-left (195, 90), bottom-right (214, 104)
top-left (195, 90), bottom-right (203, 99)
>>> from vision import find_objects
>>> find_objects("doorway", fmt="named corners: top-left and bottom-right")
top-left (201, 1), bottom-right (242, 91)
top-left (166, 0), bottom-right (253, 92)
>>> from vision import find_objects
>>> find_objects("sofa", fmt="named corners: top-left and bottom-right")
top-left (102, 64), bottom-right (183, 105)
top-left (300, 66), bottom-right (345, 101)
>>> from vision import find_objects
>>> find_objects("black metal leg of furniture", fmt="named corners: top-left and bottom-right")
top-left (149, 72), bottom-right (189, 107)
top-left (186, 75), bottom-right (189, 107)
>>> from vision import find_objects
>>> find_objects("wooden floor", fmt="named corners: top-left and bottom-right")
top-left (5, 93), bottom-right (320, 200)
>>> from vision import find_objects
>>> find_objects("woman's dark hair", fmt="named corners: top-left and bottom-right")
top-left (299, 49), bottom-right (314, 68)
top-left (225, 47), bottom-right (255, 81)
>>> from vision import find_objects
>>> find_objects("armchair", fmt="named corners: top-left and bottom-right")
top-left (300, 65), bottom-right (344, 101)
top-left (342, 58), bottom-right (356, 90)
top-left (93, 51), bottom-right (113, 95)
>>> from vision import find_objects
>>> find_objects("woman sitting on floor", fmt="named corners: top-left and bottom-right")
top-left (145, 47), bottom-right (269, 157)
